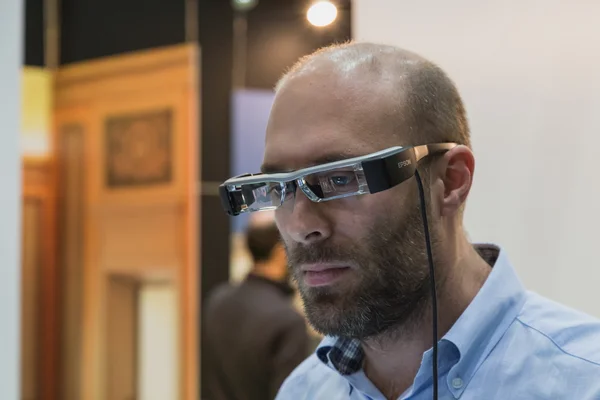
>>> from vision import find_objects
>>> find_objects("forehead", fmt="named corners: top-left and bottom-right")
top-left (263, 70), bottom-right (401, 172)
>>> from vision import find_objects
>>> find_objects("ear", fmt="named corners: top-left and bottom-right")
top-left (437, 145), bottom-right (475, 217)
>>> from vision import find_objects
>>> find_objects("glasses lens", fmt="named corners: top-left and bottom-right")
top-left (236, 181), bottom-right (296, 212)
top-left (304, 165), bottom-right (369, 200)
top-left (239, 182), bottom-right (282, 212)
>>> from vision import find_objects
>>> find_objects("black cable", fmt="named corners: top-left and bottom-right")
top-left (414, 169), bottom-right (439, 400)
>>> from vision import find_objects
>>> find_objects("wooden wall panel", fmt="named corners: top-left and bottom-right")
top-left (88, 91), bottom-right (188, 206)
top-left (21, 157), bottom-right (58, 400)
top-left (98, 203), bottom-right (184, 275)
top-left (56, 124), bottom-right (85, 400)
top-left (54, 43), bottom-right (199, 400)
top-left (21, 199), bottom-right (41, 400)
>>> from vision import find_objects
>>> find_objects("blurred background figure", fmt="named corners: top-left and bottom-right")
top-left (203, 211), bottom-right (310, 400)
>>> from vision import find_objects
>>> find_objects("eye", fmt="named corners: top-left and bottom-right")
top-left (328, 171), bottom-right (356, 187)
top-left (331, 175), bottom-right (351, 186)
top-left (308, 171), bottom-right (357, 195)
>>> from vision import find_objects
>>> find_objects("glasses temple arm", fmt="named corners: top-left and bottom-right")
top-left (413, 143), bottom-right (457, 162)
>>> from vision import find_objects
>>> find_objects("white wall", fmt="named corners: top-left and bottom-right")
top-left (138, 284), bottom-right (179, 400)
top-left (0, 0), bottom-right (23, 398)
top-left (353, 0), bottom-right (600, 317)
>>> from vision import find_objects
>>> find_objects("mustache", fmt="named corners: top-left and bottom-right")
top-left (285, 242), bottom-right (365, 266)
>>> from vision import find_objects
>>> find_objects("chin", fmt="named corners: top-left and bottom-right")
top-left (304, 306), bottom-right (350, 337)
top-left (300, 289), bottom-right (365, 336)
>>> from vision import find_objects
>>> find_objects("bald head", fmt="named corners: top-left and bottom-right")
top-left (274, 41), bottom-right (471, 148)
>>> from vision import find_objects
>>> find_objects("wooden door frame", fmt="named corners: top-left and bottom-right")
top-left (105, 274), bottom-right (141, 400)
top-left (21, 156), bottom-right (59, 400)
top-left (53, 43), bottom-right (200, 400)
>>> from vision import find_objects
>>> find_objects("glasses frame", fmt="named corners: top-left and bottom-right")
top-left (219, 143), bottom-right (457, 216)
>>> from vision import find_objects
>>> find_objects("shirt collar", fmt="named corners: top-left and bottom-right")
top-left (316, 336), bottom-right (363, 375)
top-left (315, 244), bottom-right (527, 389)
top-left (441, 244), bottom-right (527, 392)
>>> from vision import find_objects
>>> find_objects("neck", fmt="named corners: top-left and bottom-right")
top-left (361, 238), bottom-right (491, 400)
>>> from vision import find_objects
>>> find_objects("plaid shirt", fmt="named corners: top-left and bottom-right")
top-left (316, 336), bottom-right (364, 375)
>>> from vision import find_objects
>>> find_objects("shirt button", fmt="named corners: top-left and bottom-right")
top-left (452, 377), bottom-right (464, 389)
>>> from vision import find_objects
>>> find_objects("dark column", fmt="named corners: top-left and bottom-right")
top-left (197, 2), bottom-right (233, 398)
top-left (24, 0), bottom-right (45, 66)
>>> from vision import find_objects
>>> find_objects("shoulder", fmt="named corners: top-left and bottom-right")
top-left (517, 291), bottom-right (600, 368)
top-left (269, 307), bottom-right (308, 343)
top-left (204, 282), bottom-right (235, 310)
top-left (275, 354), bottom-right (348, 400)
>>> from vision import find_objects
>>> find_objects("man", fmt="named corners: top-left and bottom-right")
top-left (224, 42), bottom-right (600, 399)
top-left (203, 211), bottom-right (310, 400)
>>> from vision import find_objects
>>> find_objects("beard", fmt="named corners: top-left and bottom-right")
top-left (285, 201), bottom-right (438, 340)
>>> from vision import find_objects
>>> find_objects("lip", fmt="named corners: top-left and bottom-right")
top-left (301, 263), bottom-right (351, 287)
top-left (301, 263), bottom-right (350, 272)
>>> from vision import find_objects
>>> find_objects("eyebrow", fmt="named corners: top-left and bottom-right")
top-left (260, 151), bottom-right (360, 174)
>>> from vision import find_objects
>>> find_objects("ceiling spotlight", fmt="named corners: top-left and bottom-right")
top-left (231, 0), bottom-right (258, 12)
top-left (307, 1), bottom-right (338, 27)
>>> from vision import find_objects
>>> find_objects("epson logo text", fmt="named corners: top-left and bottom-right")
top-left (397, 159), bottom-right (412, 168)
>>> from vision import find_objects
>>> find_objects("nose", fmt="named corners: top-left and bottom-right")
top-left (278, 189), bottom-right (332, 245)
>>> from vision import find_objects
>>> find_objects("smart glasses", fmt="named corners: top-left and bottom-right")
top-left (219, 143), bottom-right (457, 216)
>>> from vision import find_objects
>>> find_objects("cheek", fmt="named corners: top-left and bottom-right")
top-left (366, 181), bottom-right (418, 217)
top-left (274, 215), bottom-right (287, 236)
top-left (331, 185), bottom-right (417, 237)
top-left (326, 196), bottom-right (387, 240)
top-left (274, 211), bottom-right (294, 244)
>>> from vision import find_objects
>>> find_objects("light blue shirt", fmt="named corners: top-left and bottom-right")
top-left (276, 245), bottom-right (600, 399)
